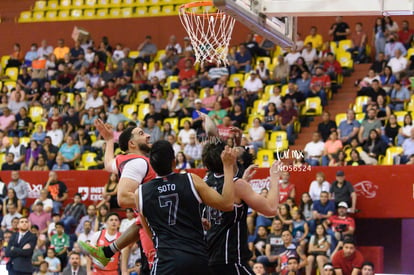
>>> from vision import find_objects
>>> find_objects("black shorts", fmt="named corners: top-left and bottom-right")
top-left (151, 249), bottom-right (209, 275)
top-left (209, 263), bottom-right (253, 275)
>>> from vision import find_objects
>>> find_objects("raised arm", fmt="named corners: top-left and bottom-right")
top-left (94, 119), bottom-right (115, 173)
top-left (235, 161), bottom-right (282, 216)
top-left (192, 146), bottom-right (237, 211)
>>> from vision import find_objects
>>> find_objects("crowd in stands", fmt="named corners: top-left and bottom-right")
top-left (0, 14), bottom-right (412, 274)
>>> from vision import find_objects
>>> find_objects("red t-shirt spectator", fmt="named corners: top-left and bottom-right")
top-left (323, 60), bottom-right (343, 75)
top-left (311, 74), bottom-right (331, 89)
top-left (179, 68), bottom-right (197, 81)
top-left (217, 124), bottom-right (232, 141)
top-left (103, 87), bottom-right (118, 98)
top-left (328, 215), bottom-right (355, 232)
top-left (332, 249), bottom-right (364, 274)
top-left (279, 108), bottom-right (298, 126)
top-left (279, 183), bottom-right (295, 203)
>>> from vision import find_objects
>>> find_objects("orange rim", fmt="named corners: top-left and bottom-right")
top-left (179, 1), bottom-right (223, 17)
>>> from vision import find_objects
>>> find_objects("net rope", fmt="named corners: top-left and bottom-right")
top-left (179, 3), bottom-right (236, 67)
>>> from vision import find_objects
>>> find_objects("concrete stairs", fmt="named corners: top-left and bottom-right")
top-left (289, 63), bottom-right (372, 156)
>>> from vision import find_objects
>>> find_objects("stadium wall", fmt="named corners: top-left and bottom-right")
top-left (0, 15), bottom-right (413, 57)
top-left (0, 165), bottom-right (413, 272)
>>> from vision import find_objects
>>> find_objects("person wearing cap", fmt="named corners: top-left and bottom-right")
top-left (322, 263), bottom-right (335, 275)
top-left (323, 201), bottom-right (355, 253)
top-left (331, 237), bottom-right (364, 275)
top-left (330, 170), bottom-right (356, 213)
top-left (243, 69), bottom-right (263, 107)
top-left (137, 35), bottom-right (157, 64)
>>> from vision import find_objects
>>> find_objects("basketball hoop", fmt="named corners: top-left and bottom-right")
top-left (179, 1), bottom-right (236, 67)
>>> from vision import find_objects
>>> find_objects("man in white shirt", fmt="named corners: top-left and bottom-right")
top-left (243, 71), bottom-right (263, 107)
top-left (119, 208), bottom-right (135, 233)
top-left (387, 49), bottom-right (408, 77)
top-left (1, 204), bottom-right (22, 231)
top-left (37, 39), bottom-right (53, 59)
top-left (46, 121), bottom-right (64, 147)
top-left (77, 221), bottom-right (95, 243)
top-left (85, 88), bottom-right (104, 111)
top-left (167, 134), bottom-right (181, 157)
top-left (147, 61), bottom-right (166, 83)
top-left (284, 48), bottom-right (301, 65)
top-left (304, 132), bottom-right (325, 166)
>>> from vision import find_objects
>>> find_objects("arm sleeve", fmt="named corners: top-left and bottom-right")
top-left (110, 159), bottom-right (117, 174)
top-left (120, 158), bottom-right (148, 184)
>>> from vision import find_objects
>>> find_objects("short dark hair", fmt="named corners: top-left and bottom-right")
top-left (119, 127), bottom-right (135, 152)
top-left (362, 261), bottom-right (374, 269)
top-left (150, 140), bottom-right (174, 176)
top-left (343, 235), bottom-right (355, 245)
top-left (105, 212), bottom-right (120, 222)
top-left (31, 225), bottom-right (39, 230)
top-left (70, 251), bottom-right (81, 257)
top-left (287, 256), bottom-right (299, 263)
top-left (74, 193), bottom-right (82, 198)
top-left (55, 221), bottom-right (64, 228)
top-left (202, 141), bottom-right (226, 174)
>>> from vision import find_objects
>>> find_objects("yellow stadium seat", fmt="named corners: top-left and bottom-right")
top-left (154, 50), bottom-right (166, 61)
top-left (4, 81), bottom-right (16, 90)
top-left (71, 9), bottom-right (83, 19)
top-left (59, 93), bottom-right (75, 105)
top-left (256, 56), bottom-right (271, 68)
top-left (0, 153), bottom-right (5, 168)
top-left (394, 111), bottom-right (408, 127)
top-left (60, 0), bottom-right (72, 9)
top-left (96, 0), bottom-right (109, 7)
top-left (255, 149), bottom-right (275, 168)
top-left (20, 137), bottom-right (31, 147)
top-left (121, 7), bottom-right (133, 17)
top-left (163, 117), bottom-right (179, 133)
top-left (199, 88), bottom-right (209, 99)
top-left (179, 117), bottom-right (192, 128)
top-left (301, 97), bottom-right (322, 116)
top-left (45, 10), bottom-right (58, 21)
top-left (83, 9), bottom-right (96, 18)
top-left (406, 100), bottom-right (414, 112)
top-left (83, 0), bottom-right (96, 7)
top-left (161, 0), bottom-right (175, 4)
top-left (161, 5), bottom-right (175, 15)
top-left (124, 0), bottom-right (136, 6)
top-left (34, 121), bottom-right (47, 132)
top-left (335, 113), bottom-right (347, 127)
top-left (34, 1), bottom-right (47, 10)
top-left (149, 0), bottom-right (160, 4)
top-left (267, 131), bottom-right (289, 151)
top-left (110, 0), bottom-right (122, 6)
top-left (47, 0), bottom-right (59, 9)
top-left (227, 73), bottom-right (244, 88)
top-left (380, 146), bottom-right (404, 165)
top-left (252, 99), bottom-right (266, 115)
top-left (135, 6), bottom-right (147, 16)
top-left (166, 75), bottom-right (179, 89)
top-left (1, 56), bottom-right (10, 70)
top-left (338, 39), bottom-right (352, 53)
top-left (129, 51), bottom-right (140, 59)
top-left (77, 152), bottom-right (98, 170)
top-left (109, 8), bottom-right (121, 17)
top-left (138, 103), bottom-right (150, 121)
top-left (122, 104), bottom-right (138, 120)
top-left (96, 8), bottom-right (108, 16)
top-left (32, 11), bottom-right (45, 21)
top-left (281, 84), bottom-right (288, 96)
top-left (262, 85), bottom-right (275, 100)
top-left (18, 11), bottom-right (32, 23)
top-left (406, 48), bottom-right (414, 59)
top-left (355, 112), bottom-right (365, 123)
top-left (5, 68), bottom-right (18, 81)
top-left (344, 146), bottom-right (363, 162)
top-left (134, 90), bottom-right (150, 103)
top-left (352, 96), bottom-right (370, 113)
top-left (149, 6), bottom-right (161, 15)
top-left (29, 106), bottom-right (45, 122)
top-left (72, 0), bottom-right (84, 8)
top-left (271, 56), bottom-right (280, 67)
top-left (136, 0), bottom-right (147, 5)
top-left (330, 41), bottom-right (338, 56)
top-left (337, 51), bottom-right (353, 69)
top-left (57, 10), bottom-right (70, 20)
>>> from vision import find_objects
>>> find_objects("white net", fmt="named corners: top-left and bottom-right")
top-left (179, 1), bottom-right (236, 67)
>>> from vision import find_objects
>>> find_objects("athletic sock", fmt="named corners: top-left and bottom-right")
top-left (103, 242), bottom-right (119, 258)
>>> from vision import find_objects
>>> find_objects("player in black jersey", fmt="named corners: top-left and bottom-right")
top-left (136, 140), bottom-right (237, 275)
top-left (200, 113), bottom-right (282, 275)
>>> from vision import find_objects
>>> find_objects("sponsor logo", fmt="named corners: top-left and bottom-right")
top-left (354, 180), bottom-right (378, 199)
top-left (78, 186), bottom-right (104, 201)
top-left (250, 176), bottom-right (271, 193)
top-left (28, 184), bottom-right (43, 199)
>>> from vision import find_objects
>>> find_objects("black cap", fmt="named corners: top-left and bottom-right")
top-left (336, 170), bottom-right (345, 176)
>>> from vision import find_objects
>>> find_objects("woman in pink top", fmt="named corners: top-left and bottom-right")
top-left (322, 130), bottom-right (343, 166)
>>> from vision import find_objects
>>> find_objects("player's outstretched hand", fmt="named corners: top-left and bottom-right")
top-left (221, 146), bottom-right (237, 166)
top-left (242, 164), bottom-right (258, 182)
top-left (94, 118), bottom-right (114, 141)
top-left (270, 160), bottom-right (283, 177)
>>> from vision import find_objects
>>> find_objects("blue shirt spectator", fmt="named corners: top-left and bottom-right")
top-left (390, 82), bottom-right (410, 111)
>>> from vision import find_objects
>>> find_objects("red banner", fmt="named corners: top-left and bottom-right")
top-left (1, 165), bottom-right (413, 218)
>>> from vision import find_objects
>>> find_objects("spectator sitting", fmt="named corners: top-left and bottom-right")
top-left (304, 132), bottom-right (325, 166)
top-left (248, 225), bottom-right (268, 266)
top-left (201, 87), bottom-right (217, 111)
top-left (178, 119), bottom-right (196, 147)
top-left (3, 188), bottom-right (22, 216)
top-left (176, 151), bottom-right (191, 170)
top-left (361, 129), bottom-right (388, 164)
top-left (33, 189), bottom-right (53, 213)
top-left (275, 230), bottom-right (307, 274)
top-left (183, 133), bottom-right (202, 168)
top-left (52, 155), bottom-right (70, 171)
top-left (120, 208), bottom-right (135, 233)
top-left (268, 85), bottom-right (283, 113)
top-left (383, 113), bottom-right (400, 146)
top-left (229, 103), bottom-right (246, 129)
top-left (301, 42), bottom-right (318, 68)
top-left (46, 121), bottom-right (64, 147)
top-left (32, 124), bottom-right (47, 144)
top-left (389, 81), bottom-right (410, 111)
top-left (247, 117), bottom-right (265, 154)
top-left (45, 171), bottom-right (68, 214)
top-left (98, 173), bottom-right (119, 210)
top-left (256, 60), bottom-right (271, 84)
top-left (144, 117), bottom-right (162, 144)
top-left (330, 170), bottom-right (357, 212)
top-left (331, 236), bottom-right (364, 274)
top-left (296, 70), bottom-right (312, 98)
top-left (346, 149), bottom-right (366, 166)
top-left (398, 128), bottom-right (414, 164)
top-left (256, 219), bottom-right (284, 270)
top-left (28, 201), bottom-right (51, 234)
top-left (305, 224), bottom-right (331, 274)
top-left (272, 55), bottom-right (290, 85)
top-left (347, 22), bottom-right (368, 63)
top-left (323, 53), bottom-right (343, 80)
top-left (338, 109), bottom-right (360, 145)
top-left (308, 172), bottom-right (331, 201)
top-left (22, 140), bottom-right (45, 171)
top-left (275, 98), bottom-right (298, 145)
top-left (50, 222), bottom-right (69, 270)
top-left (61, 193), bottom-right (87, 234)
top-left (397, 113), bottom-right (413, 146)
top-left (322, 130), bottom-right (343, 166)
top-left (358, 108), bottom-right (382, 144)
top-left (1, 152), bottom-right (20, 171)
top-left (318, 112), bottom-right (337, 142)
top-left (384, 34), bottom-right (406, 59)
top-left (32, 154), bottom-right (50, 171)
top-left (387, 49), bottom-right (408, 78)
top-left (230, 44), bottom-right (252, 74)
top-left (0, 107), bottom-right (16, 133)
top-left (58, 135), bottom-right (81, 169)
top-left (208, 102), bottom-right (227, 125)
top-left (76, 204), bottom-right (96, 236)
top-left (1, 203), bottom-right (22, 231)
top-left (8, 170), bottom-right (30, 207)
top-left (282, 82), bottom-right (306, 110)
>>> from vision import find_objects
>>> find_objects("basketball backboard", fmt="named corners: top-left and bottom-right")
top-left (214, 0), bottom-right (413, 48)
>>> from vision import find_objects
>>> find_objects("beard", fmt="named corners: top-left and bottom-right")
top-left (139, 142), bottom-right (151, 155)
